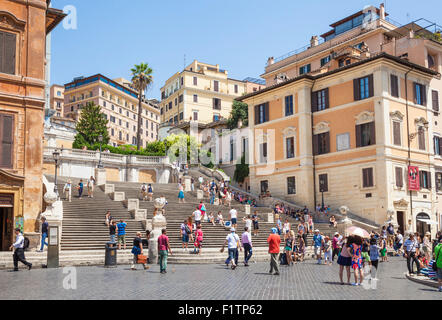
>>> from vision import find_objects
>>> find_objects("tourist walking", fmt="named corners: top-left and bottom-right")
top-left (147, 184), bottom-right (154, 202)
top-left (178, 183), bottom-right (185, 203)
top-left (369, 234), bottom-right (381, 280)
top-left (332, 232), bottom-right (341, 261)
top-left (386, 223), bottom-right (395, 247)
top-left (323, 236), bottom-right (333, 265)
top-left (158, 229), bottom-right (172, 274)
top-left (251, 211), bottom-right (259, 236)
top-left (312, 229), bottom-right (324, 264)
top-left (297, 235), bottom-right (305, 262)
top-left (433, 237), bottom-right (442, 292)
top-left (87, 176), bottom-right (95, 198)
top-left (198, 176), bottom-right (204, 189)
top-left (394, 230), bottom-right (404, 256)
top-left (422, 232), bottom-right (432, 263)
top-left (285, 230), bottom-right (295, 266)
top-left (243, 215), bottom-right (252, 234)
top-left (77, 179), bottom-right (84, 199)
top-left (337, 237), bottom-right (352, 285)
top-left (37, 217), bottom-right (48, 252)
top-left (140, 183), bottom-right (148, 201)
top-left (241, 227), bottom-right (253, 266)
top-left (349, 235), bottom-right (364, 286)
top-left (131, 232), bottom-right (148, 270)
top-left (117, 219), bottom-right (127, 250)
top-left (10, 228), bottom-right (32, 271)
top-left (180, 219), bottom-right (191, 252)
top-left (229, 207), bottom-right (238, 229)
top-left (267, 228), bottom-right (281, 275)
top-left (192, 206), bottom-right (202, 227)
top-left (380, 236), bottom-right (388, 262)
top-left (198, 200), bottom-right (206, 221)
top-left (221, 227), bottom-right (241, 269)
top-left (63, 179), bottom-right (72, 202)
top-left (403, 233), bottom-right (421, 275)
top-left (194, 225), bottom-right (203, 255)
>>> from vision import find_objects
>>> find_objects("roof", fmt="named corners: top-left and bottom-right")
top-left (237, 52), bottom-right (440, 102)
top-left (46, 7), bottom-right (66, 34)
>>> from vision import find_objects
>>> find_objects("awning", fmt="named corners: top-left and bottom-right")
top-left (417, 218), bottom-right (438, 225)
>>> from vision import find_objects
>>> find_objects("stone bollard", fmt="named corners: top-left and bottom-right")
top-left (184, 176), bottom-right (192, 192)
top-left (127, 199), bottom-right (139, 211)
top-left (245, 204), bottom-right (251, 216)
top-left (197, 190), bottom-right (204, 200)
top-left (95, 168), bottom-right (106, 186)
top-left (148, 214), bottom-right (167, 264)
top-left (267, 212), bottom-right (274, 223)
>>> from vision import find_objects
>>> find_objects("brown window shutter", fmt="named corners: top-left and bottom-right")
top-left (353, 78), bottom-right (360, 101)
top-left (311, 91), bottom-right (318, 112)
top-left (422, 85), bottom-right (427, 106)
top-left (368, 74), bottom-right (374, 97)
top-left (370, 122), bottom-right (376, 145)
top-left (369, 168), bottom-right (374, 187)
top-left (323, 174), bottom-right (328, 192)
top-left (419, 171), bottom-right (424, 189)
top-left (355, 124), bottom-right (362, 147)
top-left (433, 90), bottom-right (439, 111)
top-left (312, 134), bottom-right (319, 156)
top-left (395, 167), bottom-right (403, 187)
top-left (439, 137), bottom-right (442, 155)
top-left (393, 121), bottom-right (401, 145)
top-left (265, 102), bottom-right (269, 122)
top-left (4, 33), bottom-right (16, 75)
top-left (0, 114), bottom-right (13, 168)
top-left (324, 132), bottom-right (330, 153)
top-left (413, 82), bottom-right (417, 104)
top-left (362, 169), bottom-right (368, 187)
top-left (324, 88), bottom-right (329, 109)
top-left (254, 105), bottom-right (259, 125)
top-left (418, 128), bottom-right (425, 150)
top-left (390, 75), bottom-right (398, 97)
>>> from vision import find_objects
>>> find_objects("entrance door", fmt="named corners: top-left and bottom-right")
top-left (416, 212), bottom-right (431, 238)
top-left (396, 211), bottom-right (405, 234)
top-left (0, 207), bottom-right (13, 251)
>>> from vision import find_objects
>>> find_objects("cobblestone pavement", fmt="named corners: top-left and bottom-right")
top-left (0, 256), bottom-right (440, 300)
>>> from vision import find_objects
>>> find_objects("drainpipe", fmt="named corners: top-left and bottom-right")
top-left (405, 67), bottom-right (414, 233)
top-left (311, 80), bottom-right (317, 210)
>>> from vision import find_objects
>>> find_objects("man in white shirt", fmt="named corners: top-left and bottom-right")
top-left (198, 176), bottom-right (204, 189)
top-left (243, 215), bottom-right (252, 232)
top-left (403, 233), bottom-right (421, 275)
top-left (193, 206), bottom-right (202, 227)
top-left (9, 228), bottom-right (32, 271)
top-left (241, 227), bottom-right (253, 266)
top-left (229, 208), bottom-right (238, 228)
top-left (63, 180), bottom-right (72, 202)
top-left (221, 228), bottom-right (241, 269)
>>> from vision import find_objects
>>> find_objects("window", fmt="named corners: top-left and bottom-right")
top-left (168, 102), bottom-right (172, 110)
top-left (414, 83), bottom-right (426, 106)
top-left (234, 84), bottom-right (238, 94)
top-left (193, 77), bottom-right (197, 86)
top-left (0, 31), bottom-right (16, 74)
top-left (254, 103), bottom-right (269, 125)
top-left (354, 75), bottom-right (373, 100)
top-left (362, 168), bottom-right (374, 188)
top-left (181, 77), bottom-right (184, 86)
top-left (126, 122), bottom-right (129, 128)
top-left (419, 170), bottom-right (431, 190)
top-left (179, 112), bottom-right (183, 120)
top-left (193, 111), bottom-right (198, 121)
top-left (230, 140), bottom-right (234, 161)
top-left (434, 136), bottom-right (442, 156)
top-left (119, 131), bottom-right (122, 140)
top-left (416, 126), bottom-right (426, 151)
top-left (57, 91), bottom-right (61, 97)
top-left (111, 128), bottom-right (114, 136)
top-left (299, 64), bottom-right (311, 75)
top-left (110, 116), bottom-right (116, 123)
top-left (395, 167), bottom-right (403, 188)
top-left (214, 81), bottom-right (219, 92)
top-left (392, 121), bottom-right (401, 146)
top-left (287, 177), bottom-right (296, 195)
top-left (319, 174), bottom-right (328, 192)
top-left (432, 90), bottom-right (439, 112)
top-left (174, 115), bottom-right (178, 124)
top-left (320, 55), bottom-right (331, 67)
top-left (259, 143), bottom-right (267, 163)
top-left (356, 122), bottom-right (375, 147)
top-left (213, 98), bottom-right (221, 110)
top-left (119, 108), bottom-right (122, 114)
top-left (179, 95), bottom-right (183, 103)
top-left (313, 132), bottom-right (330, 155)
top-left (0, 113), bottom-right (14, 168)
top-left (436, 172), bottom-right (442, 192)
top-left (390, 75), bottom-right (399, 98)
top-left (103, 101), bottom-right (106, 107)
top-left (146, 120), bottom-right (149, 127)
top-left (193, 94), bottom-right (198, 103)
top-left (260, 180), bottom-right (269, 194)
top-left (175, 98), bottom-right (177, 106)
top-left (285, 95), bottom-right (293, 116)
top-left (213, 114), bottom-right (220, 122)
top-left (118, 119), bottom-right (122, 126)
top-left (133, 125), bottom-right (136, 132)
top-left (286, 137), bottom-right (295, 158)
top-left (311, 88), bottom-right (329, 112)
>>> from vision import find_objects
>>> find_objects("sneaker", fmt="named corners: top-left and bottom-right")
top-left (274, 272), bottom-right (280, 276)
top-left (36, 250), bottom-right (43, 253)
top-left (28, 264), bottom-right (32, 270)
top-left (13, 268), bottom-right (19, 272)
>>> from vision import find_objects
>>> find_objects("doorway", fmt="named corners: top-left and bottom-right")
top-left (396, 211), bottom-right (405, 234)
top-left (0, 207), bottom-right (13, 251)
top-left (416, 212), bottom-right (431, 238)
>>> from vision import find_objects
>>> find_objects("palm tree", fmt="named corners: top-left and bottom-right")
top-left (131, 63), bottom-right (153, 150)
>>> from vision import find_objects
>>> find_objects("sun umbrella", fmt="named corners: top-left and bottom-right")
top-left (346, 226), bottom-right (370, 238)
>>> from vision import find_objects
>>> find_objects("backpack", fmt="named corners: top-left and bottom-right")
top-left (279, 253), bottom-right (288, 265)
top-left (23, 237), bottom-right (30, 250)
top-left (185, 225), bottom-right (191, 235)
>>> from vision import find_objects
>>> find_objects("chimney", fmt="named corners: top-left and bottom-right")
top-left (310, 36), bottom-right (319, 47)
top-left (380, 3), bottom-right (386, 20)
top-left (267, 57), bottom-right (275, 66)
top-left (409, 29), bottom-right (414, 39)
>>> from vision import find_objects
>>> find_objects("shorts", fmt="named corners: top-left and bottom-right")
top-left (337, 255), bottom-right (352, 267)
top-left (231, 218), bottom-right (237, 225)
top-left (314, 246), bottom-right (321, 256)
top-left (118, 235), bottom-right (126, 244)
top-left (380, 248), bottom-right (387, 257)
top-left (438, 267), bottom-right (442, 280)
top-left (285, 246), bottom-right (292, 252)
top-left (361, 252), bottom-right (371, 262)
top-left (178, 191), bottom-right (185, 199)
top-left (182, 234), bottom-right (189, 243)
top-left (324, 251), bottom-right (332, 261)
top-left (253, 222), bottom-right (259, 230)
top-left (195, 220), bottom-right (201, 226)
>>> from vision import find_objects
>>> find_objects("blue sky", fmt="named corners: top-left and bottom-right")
top-left (50, 0), bottom-right (441, 100)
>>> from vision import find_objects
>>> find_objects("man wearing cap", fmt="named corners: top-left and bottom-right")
top-left (9, 228), bottom-right (32, 271)
top-left (403, 233), bottom-right (421, 275)
top-left (267, 228), bottom-right (281, 275)
top-left (221, 227), bottom-right (241, 270)
top-left (311, 229), bottom-right (324, 264)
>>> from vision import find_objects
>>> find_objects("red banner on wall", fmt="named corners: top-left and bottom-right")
top-left (408, 166), bottom-right (420, 191)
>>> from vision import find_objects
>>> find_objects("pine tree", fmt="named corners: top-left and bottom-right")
top-left (73, 102), bottom-right (109, 149)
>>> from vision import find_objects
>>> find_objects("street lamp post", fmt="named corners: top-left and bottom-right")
top-left (98, 134), bottom-right (103, 169)
top-left (319, 178), bottom-right (325, 211)
top-left (52, 149), bottom-right (60, 198)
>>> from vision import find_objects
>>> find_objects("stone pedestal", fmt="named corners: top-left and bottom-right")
top-left (245, 205), bottom-right (251, 216)
top-left (112, 192), bottom-right (125, 201)
top-left (127, 199), bottom-right (139, 212)
top-left (95, 168), bottom-right (107, 186)
top-left (267, 212), bottom-right (274, 223)
top-left (104, 184), bottom-right (115, 194)
top-left (197, 190), bottom-right (204, 200)
top-left (214, 198), bottom-right (219, 206)
top-left (184, 176), bottom-right (192, 192)
top-left (148, 209), bottom-right (167, 264)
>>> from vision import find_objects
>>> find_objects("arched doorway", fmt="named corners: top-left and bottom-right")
top-left (416, 212), bottom-right (431, 238)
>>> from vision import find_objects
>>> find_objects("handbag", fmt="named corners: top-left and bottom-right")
top-left (433, 246), bottom-right (441, 272)
top-left (137, 254), bottom-right (148, 264)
